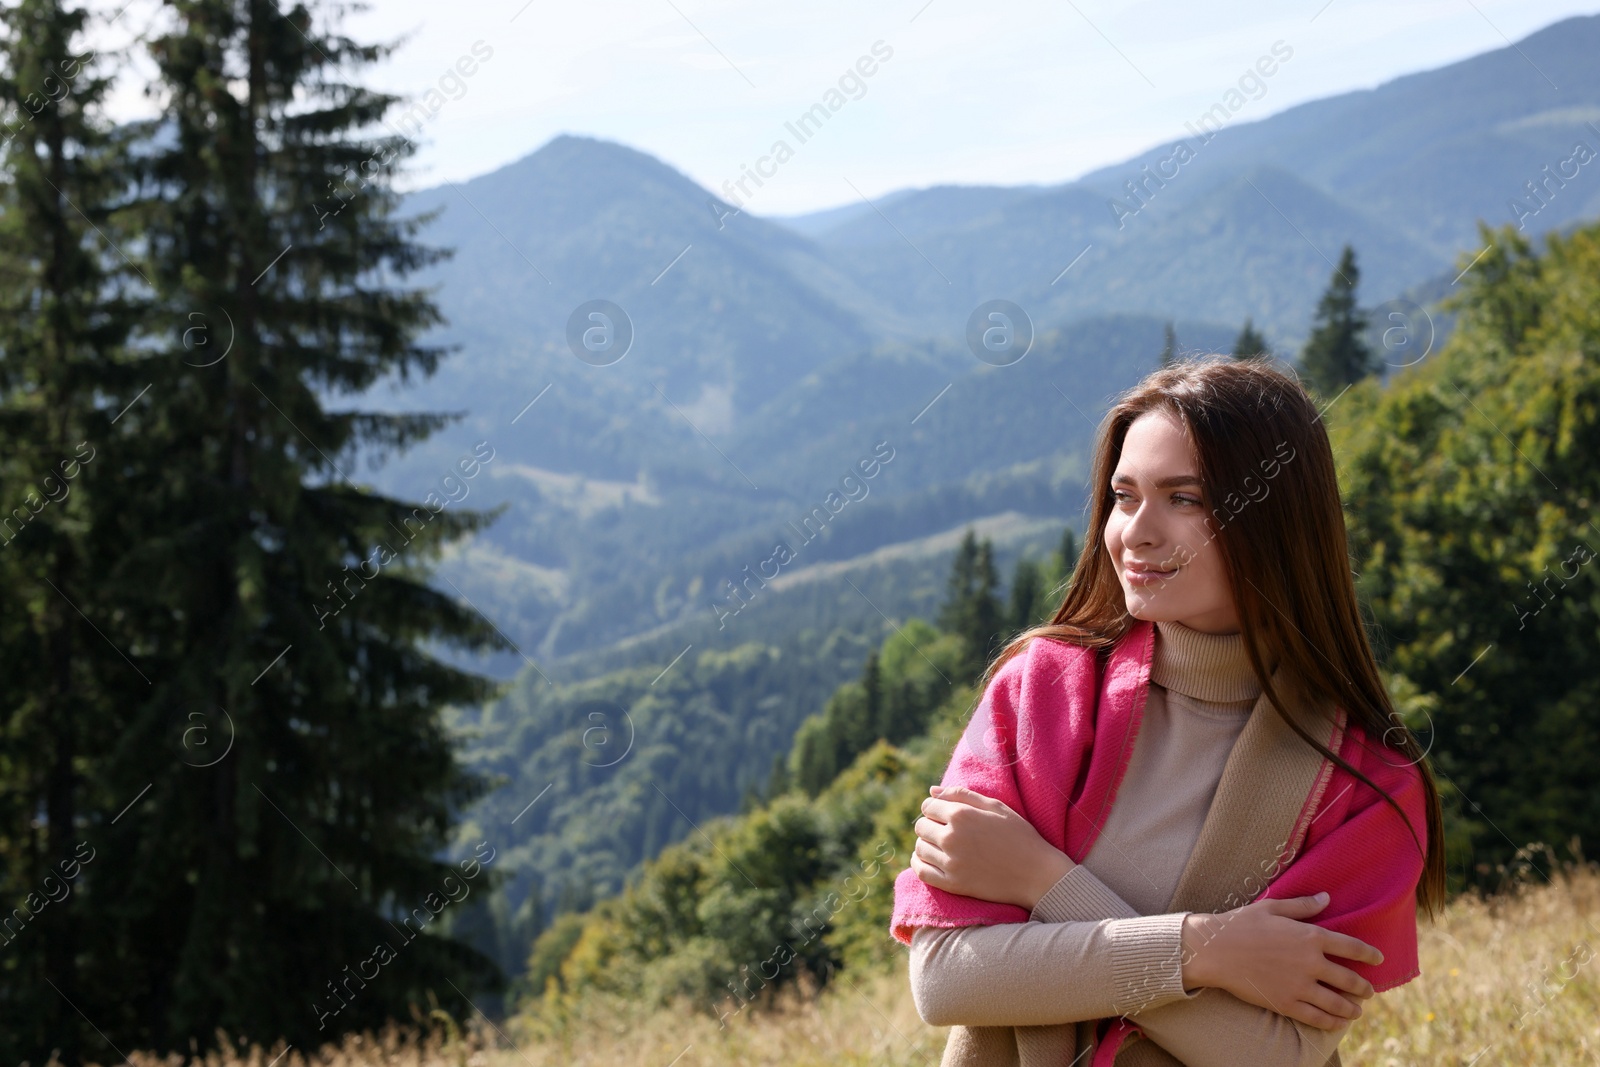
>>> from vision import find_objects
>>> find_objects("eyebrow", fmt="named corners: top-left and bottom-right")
top-left (1110, 472), bottom-right (1203, 488)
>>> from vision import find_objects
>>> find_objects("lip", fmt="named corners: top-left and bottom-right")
top-left (1124, 560), bottom-right (1179, 586)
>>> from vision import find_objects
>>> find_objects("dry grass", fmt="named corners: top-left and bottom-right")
top-left (102, 1022), bottom-right (500, 1067)
top-left (98, 864), bottom-right (1600, 1067)
top-left (1339, 860), bottom-right (1600, 1066)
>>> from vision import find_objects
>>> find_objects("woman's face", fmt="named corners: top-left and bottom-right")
top-left (1104, 408), bottom-right (1240, 634)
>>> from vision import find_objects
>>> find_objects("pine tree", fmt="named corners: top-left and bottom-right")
top-left (1232, 318), bottom-right (1270, 360)
top-left (67, 0), bottom-right (509, 1054)
top-left (1298, 245), bottom-right (1373, 396)
top-left (1052, 524), bottom-right (1080, 591)
top-left (1057, 525), bottom-right (1078, 570)
top-left (1007, 556), bottom-right (1042, 635)
top-left (1159, 320), bottom-right (1177, 366)
top-left (893, 675), bottom-right (924, 742)
top-left (764, 751), bottom-right (791, 800)
top-left (938, 531), bottom-right (1002, 681)
top-left (836, 661), bottom-right (876, 758)
top-left (862, 649), bottom-right (884, 741)
top-left (0, 3), bottom-right (142, 1059)
top-left (938, 528), bottom-right (980, 637)
top-left (792, 712), bottom-right (839, 797)
top-left (971, 539), bottom-right (1003, 664)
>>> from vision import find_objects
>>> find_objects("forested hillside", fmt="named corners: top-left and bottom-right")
top-left (438, 519), bottom-right (1066, 976)
top-left (518, 527), bottom-right (1075, 1013)
top-left (510, 218), bottom-right (1600, 1034)
top-left (1333, 219), bottom-right (1600, 883)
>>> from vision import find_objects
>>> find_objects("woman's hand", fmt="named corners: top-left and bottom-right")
top-left (910, 784), bottom-right (1074, 910)
top-left (1180, 892), bottom-right (1383, 1030)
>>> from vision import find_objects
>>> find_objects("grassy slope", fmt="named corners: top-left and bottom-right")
top-left (109, 860), bottom-right (1600, 1066)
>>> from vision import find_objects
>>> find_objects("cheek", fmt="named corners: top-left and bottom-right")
top-left (1182, 511), bottom-right (1217, 548)
top-left (1183, 525), bottom-right (1226, 577)
top-left (1103, 517), bottom-right (1125, 553)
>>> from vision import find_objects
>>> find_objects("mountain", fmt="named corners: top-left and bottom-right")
top-left (341, 14), bottom-right (1600, 982)
top-left (787, 15), bottom-right (1600, 348)
top-left (390, 135), bottom-right (907, 464)
top-left (347, 14), bottom-right (1600, 679)
top-left (1069, 15), bottom-right (1600, 255)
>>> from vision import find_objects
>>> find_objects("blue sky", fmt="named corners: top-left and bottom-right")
top-left (107, 0), bottom-right (1600, 214)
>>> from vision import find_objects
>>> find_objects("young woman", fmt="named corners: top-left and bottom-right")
top-left (889, 359), bottom-right (1446, 1067)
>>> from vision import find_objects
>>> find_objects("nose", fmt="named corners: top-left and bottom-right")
top-left (1120, 491), bottom-right (1161, 553)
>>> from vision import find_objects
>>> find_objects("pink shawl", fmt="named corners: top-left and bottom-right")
top-left (890, 619), bottom-right (1427, 1059)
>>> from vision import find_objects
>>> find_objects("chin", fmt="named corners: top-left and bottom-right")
top-left (1127, 593), bottom-right (1188, 623)
top-left (1125, 598), bottom-right (1163, 621)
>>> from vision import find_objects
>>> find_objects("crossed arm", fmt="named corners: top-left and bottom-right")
top-left (907, 786), bottom-right (1376, 1067)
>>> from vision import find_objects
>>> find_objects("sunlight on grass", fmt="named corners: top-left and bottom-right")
top-left (99, 863), bottom-right (1599, 1067)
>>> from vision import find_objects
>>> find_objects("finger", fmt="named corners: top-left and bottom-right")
top-left (1264, 893), bottom-right (1329, 917)
top-left (1305, 983), bottom-right (1362, 1022)
top-left (930, 785), bottom-right (1006, 813)
top-left (1329, 987), bottom-right (1367, 1012)
top-left (908, 844), bottom-right (940, 883)
top-left (1317, 962), bottom-right (1375, 1000)
top-left (1320, 931), bottom-right (1385, 967)
top-left (913, 836), bottom-right (952, 873)
top-left (920, 797), bottom-right (987, 825)
top-left (1289, 999), bottom-right (1351, 1032)
top-left (912, 816), bottom-right (950, 849)
top-left (910, 850), bottom-right (947, 884)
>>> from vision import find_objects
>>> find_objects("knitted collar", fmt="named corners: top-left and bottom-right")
top-left (1151, 618), bottom-right (1273, 704)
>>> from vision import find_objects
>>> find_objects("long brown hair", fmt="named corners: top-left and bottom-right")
top-left (984, 357), bottom-right (1447, 918)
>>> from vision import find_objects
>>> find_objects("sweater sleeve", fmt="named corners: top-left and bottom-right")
top-left (907, 901), bottom-right (1192, 1026)
top-left (908, 870), bottom-right (1196, 1023)
top-left (908, 865), bottom-right (1347, 1065)
top-left (1038, 864), bottom-right (1350, 1067)
top-left (1124, 987), bottom-right (1349, 1067)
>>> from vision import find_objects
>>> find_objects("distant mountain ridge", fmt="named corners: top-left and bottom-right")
top-left (355, 13), bottom-right (1600, 678)
top-left (781, 15), bottom-right (1600, 345)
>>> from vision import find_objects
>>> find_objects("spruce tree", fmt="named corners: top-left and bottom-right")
top-left (938, 527), bottom-right (978, 639)
top-left (938, 530), bottom-right (1002, 681)
top-left (1159, 320), bottom-right (1177, 366)
top-left (1232, 318), bottom-right (1270, 360)
top-left (1007, 556), bottom-right (1042, 635)
top-left (67, 0), bottom-right (509, 1054)
top-left (1298, 245), bottom-right (1373, 395)
top-left (885, 676), bottom-right (918, 743)
top-left (764, 751), bottom-right (790, 800)
top-left (0, 3), bottom-right (141, 1059)
top-left (862, 648), bottom-right (883, 741)
top-left (971, 539), bottom-right (1003, 669)
top-left (1052, 524), bottom-right (1079, 591)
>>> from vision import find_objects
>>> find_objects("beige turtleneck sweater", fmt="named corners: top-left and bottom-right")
top-left (908, 619), bottom-right (1349, 1066)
